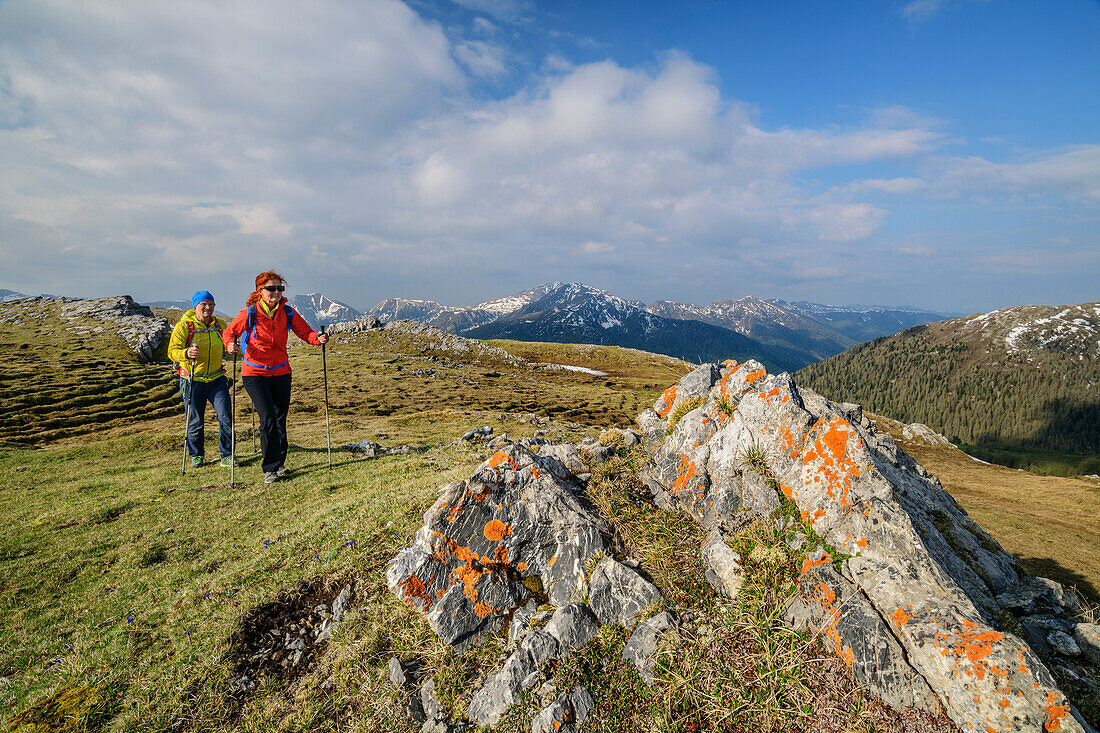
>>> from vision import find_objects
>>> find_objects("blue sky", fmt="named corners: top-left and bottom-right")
top-left (0, 0), bottom-right (1097, 314)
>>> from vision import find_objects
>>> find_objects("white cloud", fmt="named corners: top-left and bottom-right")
top-left (804, 204), bottom-right (888, 242)
top-left (0, 0), bottom-right (1092, 311)
top-left (455, 40), bottom-right (508, 78)
top-left (929, 146), bottom-right (1100, 202)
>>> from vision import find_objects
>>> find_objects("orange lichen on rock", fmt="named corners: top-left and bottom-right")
top-left (671, 452), bottom-right (698, 497)
top-left (474, 601), bottom-right (493, 618)
top-left (802, 417), bottom-right (863, 515)
top-left (397, 573), bottom-right (432, 610)
top-left (744, 368), bottom-right (766, 384)
top-left (1043, 692), bottom-right (1070, 731)
top-left (807, 580), bottom-right (855, 667)
top-left (487, 451), bottom-right (519, 471)
top-left (447, 504), bottom-right (461, 522)
top-left (800, 550), bottom-right (831, 579)
top-left (484, 519), bottom-right (511, 542)
top-left (655, 386), bottom-right (679, 417)
top-left (934, 619), bottom-right (1006, 681)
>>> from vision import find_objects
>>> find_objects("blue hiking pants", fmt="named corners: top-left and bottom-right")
top-left (180, 375), bottom-right (233, 459)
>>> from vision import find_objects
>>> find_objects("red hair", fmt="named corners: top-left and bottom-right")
top-left (245, 271), bottom-right (287, 307)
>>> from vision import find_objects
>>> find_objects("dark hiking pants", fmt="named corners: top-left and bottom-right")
top-left (179, 375), bottom-right (232, 459)
top-left (243, 373), bottom-right (292, 474)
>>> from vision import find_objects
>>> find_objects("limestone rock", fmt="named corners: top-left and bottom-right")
top-left (700, 526), bottom-right (743, 599)
top-left (587, 557), bottom-right (662, 627)
top-left (642, 361), bottom-right (1082, 732)
top-left (540, 443), bottom-right (586, 475)
top-left (1047, 630), bottom-right (1082, 657)
top-left (531, 686), bottom-right (594, 733)
top-left (387, 445), bottom-right (614, 652)
top-left (543, 603), bottom-right (599, 652)
top-left (467, 630), bottom-right (558, 727)
top-left (623, 610), bottom-right (676, 685)
top-left (1074, 623), bottom-right (1100, 665)
top-left (61, 296), bottom-right (171, 362)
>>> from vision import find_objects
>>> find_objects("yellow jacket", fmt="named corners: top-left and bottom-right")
top-left (168, 310), bottom-right (229, 381)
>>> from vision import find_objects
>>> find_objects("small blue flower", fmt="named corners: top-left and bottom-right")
top-left (66, 646), bottom-right (73, 652)
top-left (204, 593), bottom-right (210, 599)
top-left (184, 630), bottom-right (191, 635)
top-left (347, 540), bottom-right (355, 546)
top-left (127, 617), bottom-right (133, 624)
top-left (54, 658), bottom-right (61, 664)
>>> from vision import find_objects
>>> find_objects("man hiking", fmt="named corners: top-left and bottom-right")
top-left (168, 290), bottom-right (237, 468)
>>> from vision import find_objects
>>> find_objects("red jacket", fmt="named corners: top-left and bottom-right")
top-left (223, 300), bottom-right (322, 377)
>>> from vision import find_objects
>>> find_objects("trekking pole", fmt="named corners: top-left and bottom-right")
top-left (322, 330), bottom-right (331, 469)
top-left (181, 358), bottom-right (195, 475)
top-left (231, 348), bottom-right (237, 487)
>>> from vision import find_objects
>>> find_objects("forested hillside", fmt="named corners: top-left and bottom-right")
top-left (797, 303), bottom-right (1100, 467)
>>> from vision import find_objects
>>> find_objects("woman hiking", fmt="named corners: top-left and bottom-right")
top-left (224, 272), bottom-right (328, 483)
top-left (168, 290), bottom-right (237, 468)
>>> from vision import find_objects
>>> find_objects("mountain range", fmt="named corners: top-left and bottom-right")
top-left (797, 301), bottom-right (1100, 461)
top-left (363, 282), bottom-right (952, 371)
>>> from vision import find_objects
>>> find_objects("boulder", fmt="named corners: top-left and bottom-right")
top-left (540, 443), bottom-right (586, 475)
top-left (623, 610), bottom-right (677, 685)
top-left (643, 361), bottom-right (1082, 732)
top-left (387, 445), bottom-right (615, 652)
top-left (587, 557), bottom-right (662, 627)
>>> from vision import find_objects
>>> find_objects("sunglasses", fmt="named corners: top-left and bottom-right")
top-left (262, 285), bottom-right (286, 292)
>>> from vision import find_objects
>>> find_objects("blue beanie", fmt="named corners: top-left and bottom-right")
top-left (191, 290), bottom-right (215, 308)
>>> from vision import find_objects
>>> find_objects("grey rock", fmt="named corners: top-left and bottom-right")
top-left (1024, 615), bottom-right (1074, 634)
top-left (1047, 630), bottom-right (1081, 656)
top-left (783, 562), bottom-right (938, 713)
top-left (389, 657), bottom-right (410, 688)
top-left (588, 557), bottom-right (662, 627)
top-left (1074, 623), bottom-right (1100, 665)
top-left (643, 361), bottom-right (1081, 732)
top-left (420, 678), bottom-right (441, 722)
top-left (700, 526), bottom-right (743, 598)
top-left (623, 610), bottom-right (676, 685)
top-left (460, 426), bottom-right (494, 443)
top-left (467, 630), bottom-right (559, 727)
top-left (509, 599), bottom-right (539, 646)
top-left (996, 576), bottom-right (1066, 614)
top-left (543, 603), bottom-right (599, 651)
top-left (387, 445), bottom-right (614, 652)
top-left (332, 584), bottom-right (352, 622)
top-left (60, 296), bottom-right (171, 362)
top-left (580, 443), bottom-right (617, 465)
top-left (540, 443), bottom-right (586, 475)
top-left (531, 686), bottom-right (594, 733)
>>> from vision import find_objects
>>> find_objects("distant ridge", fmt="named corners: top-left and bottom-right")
top-left (463, 283), bottom-right (806, 372)
top-left (365, 282), bottom-right (949, 371)
top-left (797, 301), bottom-right (1100, 459)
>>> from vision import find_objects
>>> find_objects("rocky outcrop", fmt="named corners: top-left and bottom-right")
top-left (387, 439), bottom-right (675, 730)
top-left (60, 296), bottom-right (171, 362)
top-left (386, 444), bottom-right (618, 652)
top-left (642, 359), bottom-right (1087, 733)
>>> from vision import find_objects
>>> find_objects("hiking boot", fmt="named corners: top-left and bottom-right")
top-left (275, 465), bottom-right (290, 477)
top-left (263, 471), bottom-right (279, 484)
top-left (220, 456), bottom-right (240, 468)
top-left (190, 455), bottom-right (204, 468)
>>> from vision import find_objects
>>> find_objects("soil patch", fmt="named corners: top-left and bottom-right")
top-left (225, 575), bottom-right (355, 697)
